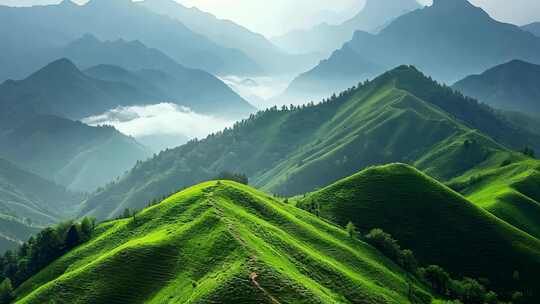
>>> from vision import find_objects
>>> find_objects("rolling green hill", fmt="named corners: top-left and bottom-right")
top-left (14, 181), bottom-right (434, 304)
top-left (448, 157), bottom-right (540, 239)
top-left (80, 65), bottom-right (538, 220)
top-left (298, 163), bottom-right (540, 301)
top-left (0, 158), bottom-right (80, 252)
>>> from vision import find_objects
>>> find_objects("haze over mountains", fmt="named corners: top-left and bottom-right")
top-left (1, 0), bottom-right (540, 303)
top-left (272, 0), bottom-right (422, 56)
top-left (453, 60), bottom-right (540, 115)
top-left (282, 0), bottom-right (540, 102)
top-left (0, 0), bottom-right (260, 79)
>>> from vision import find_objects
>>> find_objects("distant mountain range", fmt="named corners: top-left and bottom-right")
top-left (272, 0), bottom-right (422, 56)
top-left (283, 0), bottom-right (540, 103)
top-left (0, 115), bottom-right (151, 192)
top-left (523, 22), bottom-right (540, 37)
top-left (0, 0), bottom-right (261, 79)
top-left (0, 57), bottom-right (254, 122)
top-left (453, 60), bottom-right (540, 115)
top-left (138, 0), bottom-right (320, 75)
top-left (79, 65), bottom-right (540, 221)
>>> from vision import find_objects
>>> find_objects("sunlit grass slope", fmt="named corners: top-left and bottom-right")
top-left (299, 164), bottom-right (540, 300)
top-left (449, 156), bottom-right (540, 239)
top-left (15, 181), bottom-right (434, 304)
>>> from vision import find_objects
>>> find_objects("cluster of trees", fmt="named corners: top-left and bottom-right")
top-left (361, 228), bottom-right (524, 304)
top-left (214, 171), bottom-right (249, 185)
top-left (0, 217), bottom-right (96, 302)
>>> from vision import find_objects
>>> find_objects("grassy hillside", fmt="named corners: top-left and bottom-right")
top-left (448, 156), bottom-right (540, 239)
top-left (14, 181), bottom-right (434, 304)
top-left (80, 65), bottom-right (538, 220)
top-left (0, 158), bottom-right (79, 252)
top-left (298, 164), bottom-right (540, 300)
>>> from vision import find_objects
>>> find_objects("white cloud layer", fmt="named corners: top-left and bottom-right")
top-left (83, 103), bottom-right (235, 151)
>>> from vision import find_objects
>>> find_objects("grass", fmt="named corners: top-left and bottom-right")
top-left (15, 181), bottom-right (434, 304)
top-left (299, 163), bottom-right (540, 301)
top-left (448, 157), bottom-right (540, 239)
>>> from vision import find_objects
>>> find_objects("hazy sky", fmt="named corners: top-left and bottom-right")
top-left (1, 0), bottom-right (539, 36)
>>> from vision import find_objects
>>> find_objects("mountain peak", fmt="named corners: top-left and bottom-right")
top-left (27, 58), bottom-right (83, 82)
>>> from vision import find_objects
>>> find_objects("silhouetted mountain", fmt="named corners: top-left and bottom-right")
top-left (79, 66), bottom-right (539, 220)
top-left (64, 34), bottom-right (254, 117)
top-left (272, 0), bottom-right (421, 55)
top-left (0, 0), bottom-right (261, 81)
top-left (0, 115), bottom-right (151, 192)
top-left (283, 0), bottom-right (540, 102)
top-left (522, 22), bottom-right (540, 37)
top-left (139, 0), bottom-right (319, 75)
top-left (0, 57), bottom-right (254, 121)
top-left (453, 60), bottom-right (540, 115)
top-left (0, 58), bottom-right (150, 122)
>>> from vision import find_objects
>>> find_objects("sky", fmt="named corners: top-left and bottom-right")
top-left (1, 0), bottom-right (539, 36)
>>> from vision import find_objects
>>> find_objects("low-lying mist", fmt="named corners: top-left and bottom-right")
top-left (83, 103), bottom-right (235, 152)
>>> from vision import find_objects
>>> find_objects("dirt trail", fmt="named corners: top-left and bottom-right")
top-left (208, 188), bottom-right (282, 304)
top-left (250, 272), bottom-right (282, 304)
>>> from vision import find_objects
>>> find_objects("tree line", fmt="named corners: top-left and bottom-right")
top-left (346, 224), bottom-right (526, 304)
top-left (0, 217), bottom-right (96, 303)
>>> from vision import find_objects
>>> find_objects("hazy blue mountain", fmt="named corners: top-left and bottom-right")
top-left (0, 58), bottom-right (151, 122)
top-left (272, 0), bottom-right (421, 55)
top-left (63, 34), bottom-right (255, 117)
top-left (138, 0), bottom-right (319, 75)
top-left (0, 57), bottom-right (254, 121)
top-left (523, 22), bottom-right (540, 37)
top-left (0, 115), bottom-right (151, 193)
top-left (283, 0), bottom-right (540, 103)
top-left (78, 66), bottom-right (539, 220)
top-left (0, 0), bottom-right (261, 81)
top-left (453, 60), bottom-right (540, 115)
top-left (85, 64), bottom-right (255, 118)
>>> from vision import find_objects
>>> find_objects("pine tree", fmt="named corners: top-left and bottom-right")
top-left (65, 225), bottom-right (80, 249)
top-left (0, 278), bottom-right (13, 304)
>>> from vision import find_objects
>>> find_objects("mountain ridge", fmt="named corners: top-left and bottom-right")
top-left (78, 66), bottom-right (539, 220)
top-left (283, 0), bottom-right (540, 102)
top-left (453, 59), bottom-right (540, 115)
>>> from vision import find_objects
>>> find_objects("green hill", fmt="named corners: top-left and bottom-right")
top-left (14, 181), bottom-right (434, 304)
top-left (298, 163), bottom-right (540, 300)
top-left (0, 158), bottom-right (80, 251)
top-left (448, 157), bottom-right (540, 239)
top-left (80, 65), bottom-right (538, 220)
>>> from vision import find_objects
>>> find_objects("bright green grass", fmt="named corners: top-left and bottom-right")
top-left (299, 163), bottom-right (540, 301)
top-left (448, 157), bottom-right (540, 239)
top-left (15, 181), bottom-right (435, 304)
